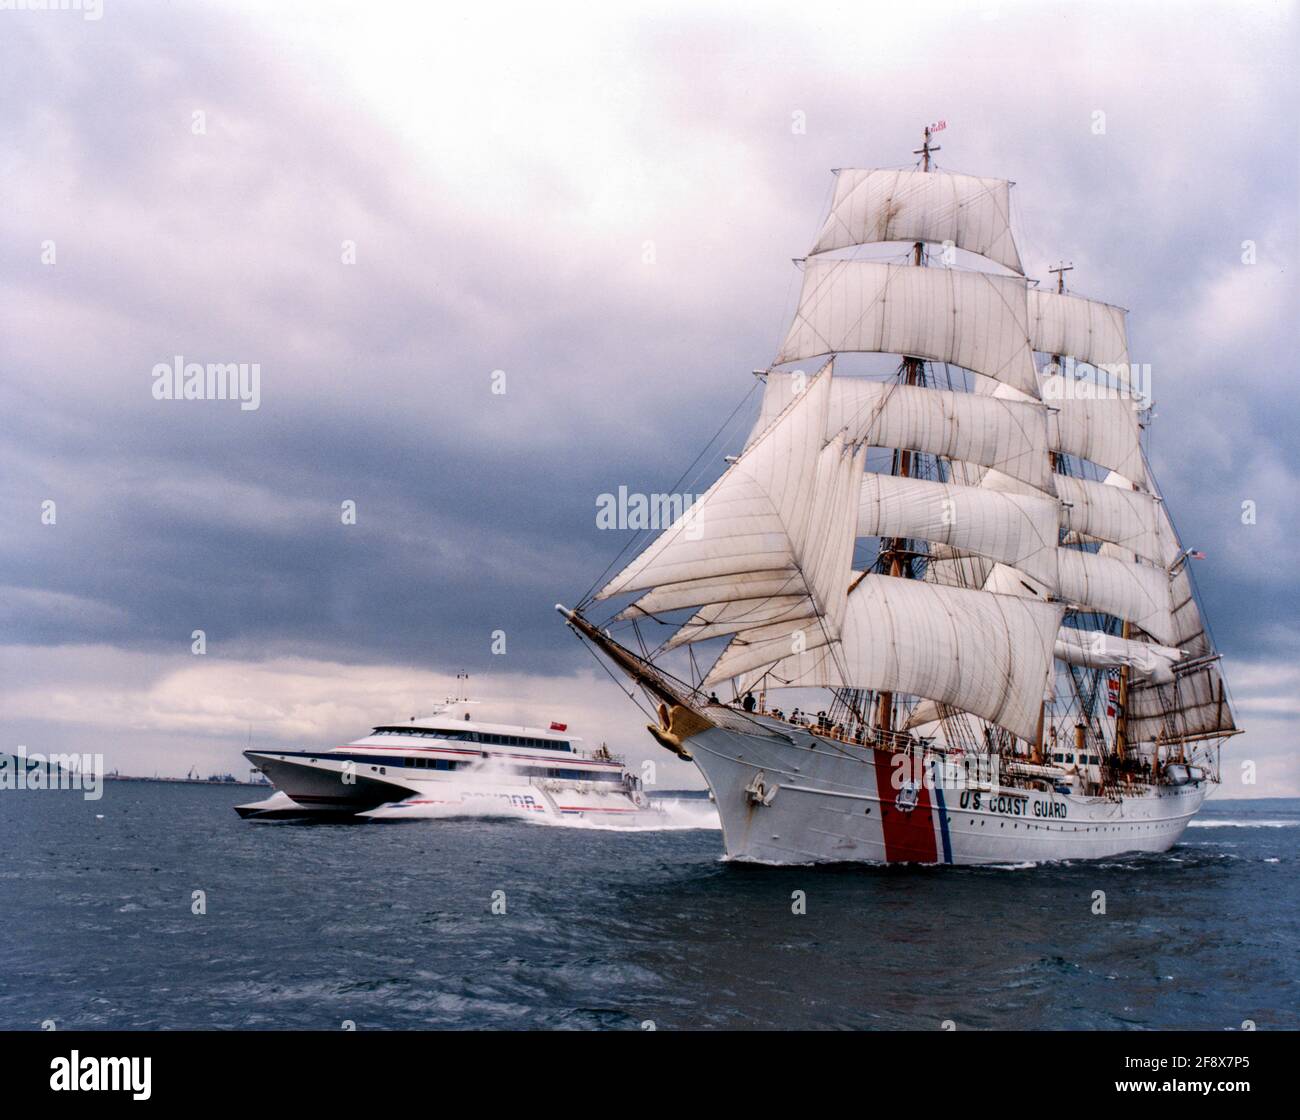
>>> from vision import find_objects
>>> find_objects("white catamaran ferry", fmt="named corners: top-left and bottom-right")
top-left (558, 126), bottom-right (1240, 866)
top-left (235, 679), bottom-right (658, 825)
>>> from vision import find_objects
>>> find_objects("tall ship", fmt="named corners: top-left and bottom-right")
top-left (234, 677), bottom-right (656, 824)
top-left (558, 126), bottom-right (1240, 865)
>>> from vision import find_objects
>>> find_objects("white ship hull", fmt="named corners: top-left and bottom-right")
top-left (235, 749), bottom-right (662, 827)
top-left (687, 711), bottom-right (1209, 866)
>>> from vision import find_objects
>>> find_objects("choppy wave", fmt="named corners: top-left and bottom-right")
top-left (1188, 819), bottom-right (1299, 829)
top-left (530, 799), bottom-right (721, 832)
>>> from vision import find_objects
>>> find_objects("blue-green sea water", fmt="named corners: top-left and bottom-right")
top-left (2, 785), bottom-right (1295, 1030)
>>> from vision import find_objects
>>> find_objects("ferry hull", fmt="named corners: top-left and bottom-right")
top-left (686, 713), bottom-right (1209, 866)
top-left (240, 751), bottom-right (412, 816)
top-left (237, 750), bottom-right (662, 826)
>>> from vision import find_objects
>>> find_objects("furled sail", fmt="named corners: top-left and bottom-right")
top-left (856, 472), bottom-right (1060, 589)
top-left (747, 370), bottom-right (1054, 492)
top-left (809, 168), bottom-right (1023, 274)
top-left (1029, 289), bottom-right (1130, 373)
top-left (715, 574), bottom-right (1064, 744)
top-left (774, 259), bottom-right (1039, 396)
top-left (1054, 626), bottom-right (1183, 684)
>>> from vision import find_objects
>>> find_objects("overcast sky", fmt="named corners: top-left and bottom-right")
top-left (1, 0), bottom-right (1296, 795)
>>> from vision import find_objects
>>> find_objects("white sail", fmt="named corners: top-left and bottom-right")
top-left (597, 370), bottom-right (834, 599)
top-left (617, 570), bottom-right (805, 619)
top-left (1029, 289), bottom-right (1130, 372)
top-left (748, 371), bottom-right (1055, 492)
top-left (1055, 473), bottom-right (1167, 566)
top-left (1100, 471), bottom-right (1210, 653)
top-left (1107, 476), bottom-right (1237, 739)
top-left (857, 472), bottom-right (1060, 589)
top-left (980, 549), bottom-right (1176, 648)
top-left (775, 259), bottom-right (1038, 396)
top-left (976, 465), bottom-right (1045, 497)
top-left (716, 574), bottom-right (1063, 743)
top-left (810, 168), bottom-right (1023, 274)
top-left (1167, 561), bottom-right (1211, 654)
top-left (663, 435), bottom-right (866, 652)
top-left (1042, 375), bottom-right (1146, 480)
top-left (663, 595), bottom-right (811, 649)
top-left (972, 373), bottom-right (1147, 480)
top-left (1126, 661), bottom-right (1237, 743)
top-left (923, 546), bottom-right (996, 590)
top-left (1055, 548), bottom-right (1177, 646)
top-left (1054, 627), bottom-right (1183, 684)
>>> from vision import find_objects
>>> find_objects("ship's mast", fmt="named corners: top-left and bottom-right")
top-left (1089, 256), bottom-right (1129, 762)
top-left (875, 126), bottom-right (939, 734)
top-left (1031, 262), bottom-right (1076, 764)
top-left (1048, 261), bottom-right (1131, 777)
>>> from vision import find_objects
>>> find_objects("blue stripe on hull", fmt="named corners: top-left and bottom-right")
top-left (932, 775), bottom-right (954, 864)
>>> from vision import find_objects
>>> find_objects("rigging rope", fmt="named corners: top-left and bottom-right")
top-left (576, 379), bottom-right (762, 613)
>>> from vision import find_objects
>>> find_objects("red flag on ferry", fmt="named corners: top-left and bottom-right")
top-left (549, 721), bottom-right (567, 732)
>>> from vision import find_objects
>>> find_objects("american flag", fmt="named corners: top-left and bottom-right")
top-left (1187, 549), bottom-right (1206, 560)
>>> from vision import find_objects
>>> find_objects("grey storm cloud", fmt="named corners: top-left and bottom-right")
top-left (1, 0), bottom-right (1297, 689)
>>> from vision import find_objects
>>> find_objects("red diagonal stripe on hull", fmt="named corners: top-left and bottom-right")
top-left (873, 749), bottom-right (938, 864)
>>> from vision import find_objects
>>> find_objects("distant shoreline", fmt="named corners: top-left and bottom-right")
top-left (103, 774), bottom-right (270, 788)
